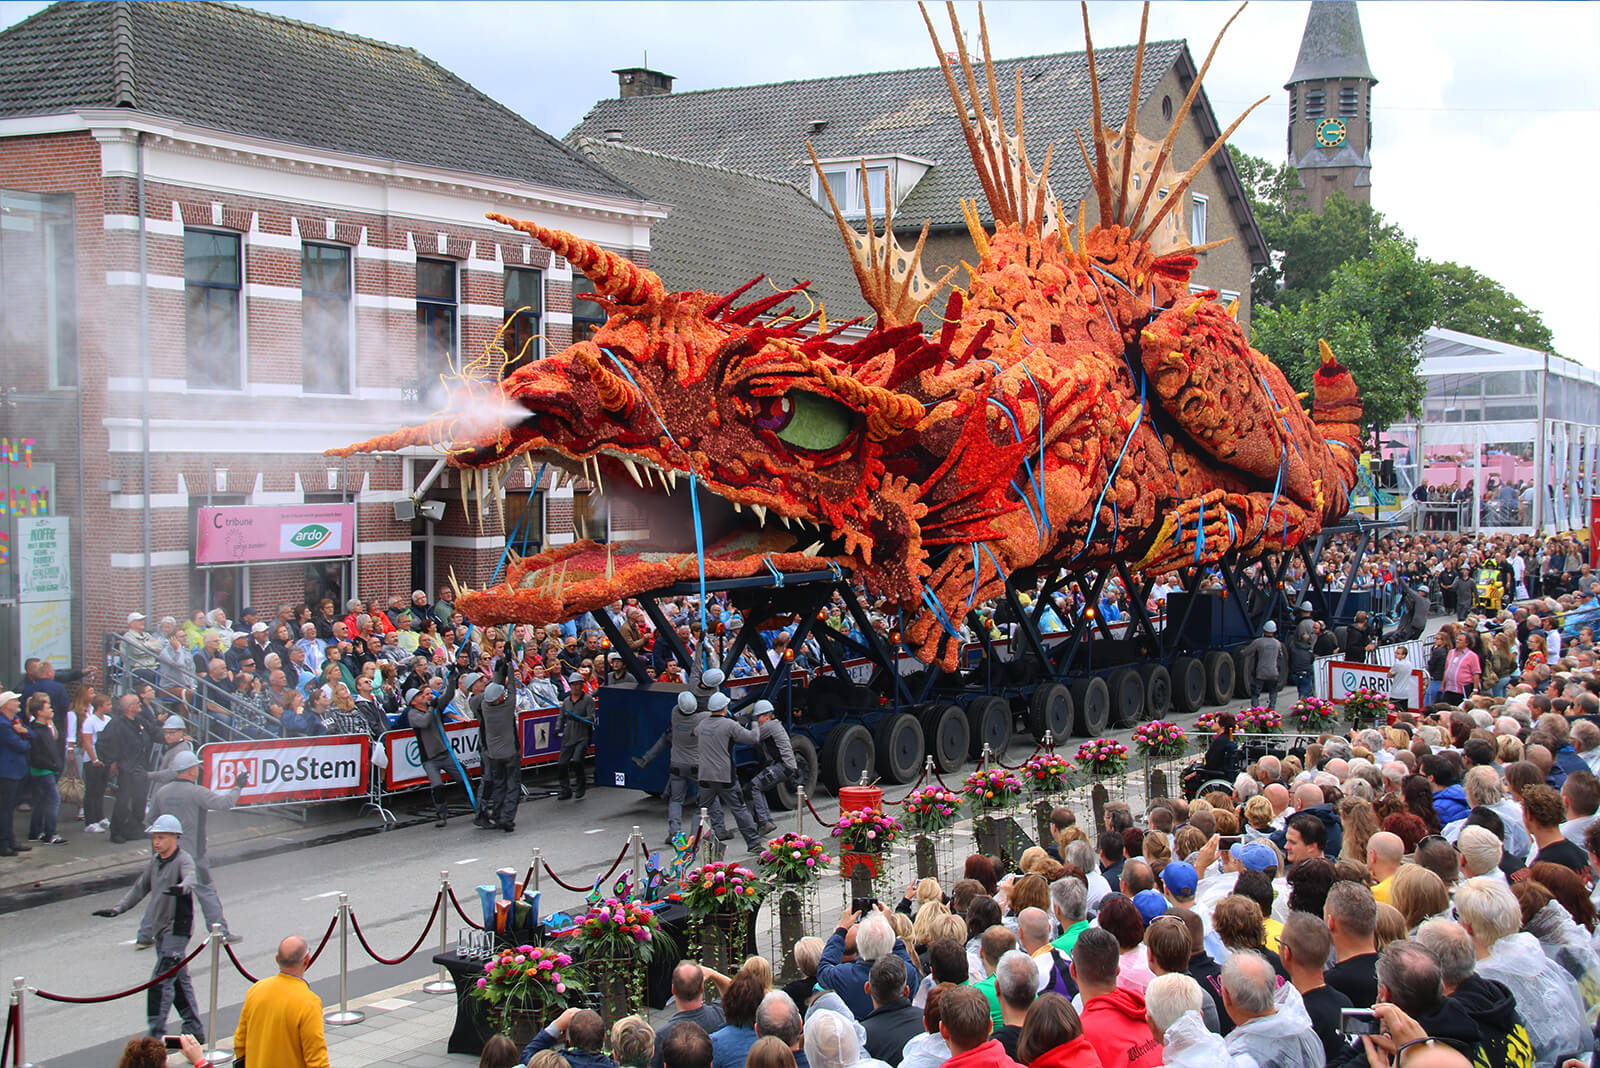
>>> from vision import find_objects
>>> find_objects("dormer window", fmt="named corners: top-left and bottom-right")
top-left (812, 154), bottom-right (934, 217)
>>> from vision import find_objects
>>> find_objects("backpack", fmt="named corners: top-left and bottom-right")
top-left (1041, 947), bottom-right (1078, 1000)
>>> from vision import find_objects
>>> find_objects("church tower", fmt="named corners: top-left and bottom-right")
top-left (1285, 0), bottom-right (1376, 213)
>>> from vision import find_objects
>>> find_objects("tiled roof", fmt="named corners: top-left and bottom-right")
top-left (571, 139), bottom-right (872, 322)
top-left (0, 1), bottom-right (641, 201)
top-left (570, 41), bottom-right (1185, 229)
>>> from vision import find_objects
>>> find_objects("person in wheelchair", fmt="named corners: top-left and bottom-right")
top-left (1183, 712), bottom-right (1238, 799)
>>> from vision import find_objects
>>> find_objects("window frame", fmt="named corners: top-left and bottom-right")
top-left (502, 266), bottom-right (544, 376)
top-left (571, 272), bottom-right (607, 343)
top-left (301, 241), bottom-right (354, 395)
top-left (812, 161), bottom-right (895, 217)
top-left (415, 257), bottom-right (459, 398)
top-left (1190, 193), bottom-right (1209, 245)
top-left (183, 227), bottom-right (245, 392)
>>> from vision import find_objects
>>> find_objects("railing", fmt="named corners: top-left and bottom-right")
top-left (103, 631), bottom-right (257, 745)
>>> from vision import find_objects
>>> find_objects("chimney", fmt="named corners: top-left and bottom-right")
top-left (614, 66), bottom-right (675, 98)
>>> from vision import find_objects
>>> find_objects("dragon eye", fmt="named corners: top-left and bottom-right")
top-left (754, 390), bottom-right (854, 452)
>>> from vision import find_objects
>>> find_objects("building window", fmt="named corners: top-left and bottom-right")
top-left (416, 258), bottom-right (457, 403)
top-left (184, 229), bottom-right (243, 390)
top-left (502, 266), bottom-right (543, 376)
top-left (1161, 95), bottom-right (1173, 121)
top-left (1305, 89), bottom-right (1325, 120)
top-left (1190, 194), bottom-right (1208, 245)
top-left (302, 243), bottom-right (352, 394)
top-left (0, 190), bottom-right (77, 388)
top-left (1339, 87), bottom-right (1359, 117)
top-left (572, 273), bottom-right (606, 342)
top-left (814, 163), bottom-right (891, 216)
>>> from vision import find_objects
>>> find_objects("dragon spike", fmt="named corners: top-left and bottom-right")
top-left (1079, 2), bottom-right (1114, 224)
top-left (918, 4), bottom-right (1005, 217)
top-left (1128, 2), bottom-right (1248, 232)
top-left (1137, 93), bottom-right (1268, 243)
top-left (486, 212), bottom-right (667, 308)
top-left (1115, 3), bottom-right (1150, 223)
top-left (574, 347), bottom-right (637, 414)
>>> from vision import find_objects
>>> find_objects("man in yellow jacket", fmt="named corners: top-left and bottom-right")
top-left (233, 934), bottom-right (330, 1068)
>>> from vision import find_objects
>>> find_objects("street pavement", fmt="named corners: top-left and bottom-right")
top-left (2, 671), bottom-right (1323, 1066)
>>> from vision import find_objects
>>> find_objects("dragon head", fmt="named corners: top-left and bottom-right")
top-left (335, 214), bottom-right (1024, 629)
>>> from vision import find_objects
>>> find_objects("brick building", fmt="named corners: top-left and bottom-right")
top-left (0, 0), bottom-right (662, 671)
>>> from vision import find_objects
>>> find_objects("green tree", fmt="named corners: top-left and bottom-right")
top-left (1251, 236), bottom-right (1439, 436)
top-left (1429, 260), bottom-right (1556, 353)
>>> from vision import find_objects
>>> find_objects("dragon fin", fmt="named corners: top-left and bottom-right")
top-left (917, 388), bottom-right (1031, 545)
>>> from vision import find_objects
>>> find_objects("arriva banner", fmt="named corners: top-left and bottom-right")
top-left (199, 735), bottom-right (370, 804)
top-left (195, 504), bottom-right (356, 565)
top-left (384, 719), bottom-right (484, 790)
top-left (1321, 659), bottom-right (1425, 709)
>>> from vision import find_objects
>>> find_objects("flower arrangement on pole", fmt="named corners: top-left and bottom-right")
top-left (832, 808), bottom-right (902, 893)
top-left (1287, 695), bottom-right (1337, 732)
top-left (757, 833), bottom-right (830, 885)
top-left (902, 786), bottom-right (961, 834)
top-left (1342, 687), bottom-right (1392, 726)
top-left (1075, 737), bottom-right (1128, 776)
top-left (1236, 706), bottom-right (1283, 734)
top-left (1022, 754), bottom-right (1073, 795)
top-left (680, 860), bottom-right (762, 972)
top-left (1132, 721), bottom-right (1188, 760)
top-left (472, 943), bottom-right (577, 1039)
top-left (961, 768), bottom-right (1024, 814)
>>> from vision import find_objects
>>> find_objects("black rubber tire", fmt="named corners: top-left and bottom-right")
top-left (1172, 656), bottom-right (1207, 714)
top-left (1070, 676), bottom-right (1110, 737)
top-left (1232, 649), bottom-right (1254, 699)
top-left (768, 735), bottom-right (819, 811)
top-left (874, 713), bottom-right (925, 784)
top-left (1203, 651), bottom-right (1235, 706)
top-left (921, 703), bottom-right (969, 773)
top-left (966, 695), bottom-right (1013, 759)
top-left (1107, 669), bottom-right (1145, 728)
top-left (821, 723), bottom-right (875, 790)
top-left (1139, 664), bottom-right (1172, 721)
top-left (1028, 683), bottom-right (1075, 742)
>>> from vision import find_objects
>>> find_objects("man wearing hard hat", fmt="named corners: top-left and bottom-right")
top-left (147, 750), bottom-right (247, 944)
top-left (92, 814), bottom-right (206, 1042)
top-left (741, 700), bottom-right (793, 838)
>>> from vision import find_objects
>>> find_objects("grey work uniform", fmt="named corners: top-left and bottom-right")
top-left (746, 717), bottom-right (797, 826)
top-left (695, 715), bottom-right (763, 850)
top-left (143, 779), bottom-right (242, 940)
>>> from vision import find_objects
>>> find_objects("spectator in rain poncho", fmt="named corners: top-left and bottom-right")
top-left (1454, 876), bottom-right (1592, 1068)
top-left (1515, 884), bottom-right (1600, 1026)
top-left (803, 1010), bottom-right (893, 1068)
top-left (1144, 975), bottom-right (1235, 1068)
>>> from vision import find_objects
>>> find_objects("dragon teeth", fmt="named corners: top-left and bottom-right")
top-left (752, 504), bottom-right (768, 526)
top-left (801, 541), bottom-right (824, 557)
top-left (622, 456), bottom-right (644, 488)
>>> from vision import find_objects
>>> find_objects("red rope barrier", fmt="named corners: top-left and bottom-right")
top-left (992, 742), bottom-right (1045, 771)
top-left (305, 912), bottom-right (340, 969)
top-left (33, 939), bottom-right (208, 1004)
top-left (349, 892), bottom-right (442, 966)
top-left (883, 766), bottom-right (929, 804)
top-left (223, 941), bottom-right (261, 984)
top-left (447, 884), bottom-right (485, 930)
top-left (804, 795), bottom-right (838, 828)
top-left (541, 842), bottom-right (630, 893)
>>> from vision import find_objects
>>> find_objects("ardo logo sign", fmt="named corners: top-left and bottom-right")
top-left (279, 521), bottom-right (341, 554)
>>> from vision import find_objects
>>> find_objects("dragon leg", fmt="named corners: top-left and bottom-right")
top-left (905, 540), bottom-right (1010, 671)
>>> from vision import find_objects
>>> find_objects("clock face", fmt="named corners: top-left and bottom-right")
top-left (1316, 117), bottom-right (1348, 148)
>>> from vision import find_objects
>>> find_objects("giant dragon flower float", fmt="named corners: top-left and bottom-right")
top-left (334, 2), bottom-right (1361, 672)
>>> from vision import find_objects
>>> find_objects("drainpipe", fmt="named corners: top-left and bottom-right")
top-left (137, 131), bottom-right (152, 618)
top-left (1534, 352), bottom-right (1548, 535)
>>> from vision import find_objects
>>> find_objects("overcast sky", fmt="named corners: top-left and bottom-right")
top-left (5, 0), bottom-right (1597, 363)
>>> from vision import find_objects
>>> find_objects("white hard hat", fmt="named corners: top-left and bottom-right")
top-left (750, 699), bottom-right (776, 717)
top-left (1263, 620), bottom-right (1278, 634)
top-left (163, 716), bottom-right (186, 730)
top-left (708, 692), bottom-right (731, 712)
top-left (1299, 601), bottom-right (1314, 612)
top-left (170, 751), bottom-right (201, 773)
top-left (145, 814), bottom-right (184, 835)
top-left (676, 691), bottom-right (699, 713)
top-left (701, 668), bottom-right (726, 688)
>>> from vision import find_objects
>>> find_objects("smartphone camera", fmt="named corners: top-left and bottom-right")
top-left (1340, 1009), bottom-right (1383, 1036)
top-left (852, 897), bottom-right (879, 915)
top-left (1218, 835), bottom-right (1242, 850)
top-left (164, 1036), bottom-right (184, 1051)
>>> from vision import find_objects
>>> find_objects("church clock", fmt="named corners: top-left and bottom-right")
top-left (1315, 117), bottom-right (1348, 148)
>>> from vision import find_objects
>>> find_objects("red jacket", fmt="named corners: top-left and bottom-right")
top-left (1030, 1035), bottom-right (1105, 1068)
top-left (941, 1039), bottom-right (1023, 1068)
top-left (1080, 989), bottom-right (1162, 1068)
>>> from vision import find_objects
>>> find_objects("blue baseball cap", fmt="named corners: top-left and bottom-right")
top-left (1162, 860), bottom-right (1198, 898)
top-left (1133, 890), bottom-right (1168, 925)
top-left (1234, 842), bottom-right (1278, 872)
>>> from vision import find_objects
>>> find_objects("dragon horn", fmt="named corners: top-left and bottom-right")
top-left (574, 347), bottom-right (639, 414)
top-left (486, 212), bottom-right (667, 307)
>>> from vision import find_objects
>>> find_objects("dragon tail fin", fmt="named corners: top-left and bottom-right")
top-left (1311, 339), bottom-right (1363, 507)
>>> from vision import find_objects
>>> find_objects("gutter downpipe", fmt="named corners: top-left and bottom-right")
top-left (1534, 351), bottom-right (1548, 536)
top-left (137, 131), bottom-right (152, 618)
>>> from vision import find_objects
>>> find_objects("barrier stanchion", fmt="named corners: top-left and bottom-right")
top-left (203, 925), bottom-right (234, 1066)
top-left (424, 871), bottom-right (454, 995)
top-left (324, 894), bottom-right (365, 1026)
top-left (980, 742), bottom-right (993, 771)
top-left (629, 826), bottom-right (645, 901)
top-left (699, 807), bottom-right (720, 863)
top-left (529, 847), bottom-right (542, 898)
top-left (795, 788), bottom-right (806, 834)
top-left (10, 977), bottom-right (33, 1068)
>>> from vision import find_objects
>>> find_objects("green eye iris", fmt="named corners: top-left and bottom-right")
top-left (756, 390), bottom-right (855, 452)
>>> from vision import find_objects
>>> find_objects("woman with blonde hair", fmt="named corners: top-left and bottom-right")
top-left (1142, 830), bottom-right (1171, 869)
top-left (1373, 902), bottom-right (1407, 950)
top-left (1338, 798), bottom-right (1379, 864)
top-left (1242, 795), bottom-right (1275, 838)
top-left (889, 912), bottom-right (922, 972)
top-left (911, 900), bottom-right (950, 950)
top-left (1497, 734), bottom-right (1524, 764)
top-left (1173, 825), bottom-right (1206, 860)
top-left (1391, 864), bottom-right (1450, 932)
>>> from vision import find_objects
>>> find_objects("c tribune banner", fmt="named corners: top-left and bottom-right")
top-left (199, 735), bottom-right (371, 805)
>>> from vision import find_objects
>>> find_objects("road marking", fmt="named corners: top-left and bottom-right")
top-left (584, 828), bottom-right (604, 835)
top-left (455, 857), bottom-right (480, 864)
top-left (301, 890), bottom-right (342, 901)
